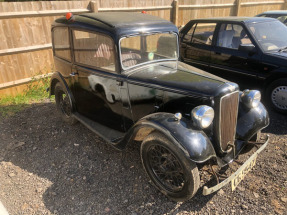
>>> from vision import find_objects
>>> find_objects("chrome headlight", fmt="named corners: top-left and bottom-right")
top-left (240, 89), bottom-right (261, 108)
top-left (191, 105), bottom-right (214, 129)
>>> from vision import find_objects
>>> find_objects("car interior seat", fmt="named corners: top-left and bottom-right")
top-left (217, 30), bottom-right (235, 48)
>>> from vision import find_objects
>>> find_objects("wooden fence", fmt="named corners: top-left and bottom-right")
top-left (0, 0), bottom-right (286, 97)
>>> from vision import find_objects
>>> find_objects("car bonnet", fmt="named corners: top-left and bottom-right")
top-left (126, 61), bottom-right (232, 98)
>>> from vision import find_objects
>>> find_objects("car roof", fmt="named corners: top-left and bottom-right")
top-left (52, 12), bottom-right (178, 38)
top-left (79, 12), bottom-right (171, 27)
top-left (189, 16), bottom-right (277, 24)
top-left (257, 10), bottom-right (287, 15)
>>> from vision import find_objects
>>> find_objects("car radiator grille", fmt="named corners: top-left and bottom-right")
top-left (219, 91), bottom-right (239, 151)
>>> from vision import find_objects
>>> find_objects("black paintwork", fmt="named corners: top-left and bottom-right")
top-left (50, 13), bottom-right (269, 164)
top-left (179, 17), bottom-right (287, 92)
top-left (236, 102), bottom-right (270, 140)
top-left (118, 112), bottom-right (217, 163)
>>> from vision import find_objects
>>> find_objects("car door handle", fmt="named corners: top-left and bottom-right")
top-left (70, 72), bottom-right (78, 77)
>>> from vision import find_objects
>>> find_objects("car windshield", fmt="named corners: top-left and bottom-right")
top-left (247, 20), bottom-right (287, 52)
top-left (120, 32), bottom-right (178, 69)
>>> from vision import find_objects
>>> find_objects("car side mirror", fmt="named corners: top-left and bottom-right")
top-left (239, 44), bottom-right (257, 55)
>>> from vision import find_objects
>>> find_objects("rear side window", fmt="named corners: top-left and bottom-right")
top-left (73, 30), bottom-right (115, 72)
top-left (53, 27), bottom-right (71, 61)
top-left (192, 23), bottom-right (216, 45)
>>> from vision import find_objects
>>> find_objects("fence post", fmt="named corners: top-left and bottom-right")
top-left (235, 0), bottom-right (241, 16)
top-left (90, 0), bottom-right (99, 13)
top-left (172, 0), bottom-right (179, 27)
top-left (283, 0), bottom-right (287, 10)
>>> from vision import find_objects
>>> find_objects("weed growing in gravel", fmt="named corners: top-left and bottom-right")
top-left (0, 73), bottom-right (53, 117)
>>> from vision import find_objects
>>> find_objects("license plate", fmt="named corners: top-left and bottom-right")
top-left (231, 154), bottom-right (257, 191)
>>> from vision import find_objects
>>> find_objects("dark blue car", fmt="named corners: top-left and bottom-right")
top-left (180, 17), bottom-right (287, 113)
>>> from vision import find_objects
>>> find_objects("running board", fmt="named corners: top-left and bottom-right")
top-left (72, 112), bottom-right (125, 147)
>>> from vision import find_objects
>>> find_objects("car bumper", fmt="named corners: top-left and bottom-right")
top-left (202, 135), bottom-right (269, 195)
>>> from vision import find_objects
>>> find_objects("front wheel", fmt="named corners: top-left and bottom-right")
top-left (140, 132), bottom-right (200, 202)
top-left (266, 78), bottom-right (287, 114)
top-left (54, 82), bottom-right (77, 125)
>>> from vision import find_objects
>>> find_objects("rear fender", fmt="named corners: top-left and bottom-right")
top-left (236, 102), bottom-right (269, 141)
top-left (119, 112), bottom-right (216, 163)
top-left (49, 72), bottom-right (76, 111)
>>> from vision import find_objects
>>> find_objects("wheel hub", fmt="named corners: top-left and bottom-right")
top-left (58, 92), bottom-right (72, 116)
top-left (148, 145), bottom-right (185, 192)
top-left (271, 86), bottom-right (287, 110)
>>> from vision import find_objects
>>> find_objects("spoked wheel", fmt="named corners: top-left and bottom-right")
top-left (147, 144), bottom-right (185, 192)
top-left (141, 132), bottom-right (200, 201)
top-left (54, 82), bottom-right (77, 125)
top-left (266, 78), bottom-right (287, 114)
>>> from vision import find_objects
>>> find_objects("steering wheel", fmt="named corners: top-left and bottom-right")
top-left (122, 58), bottom-right (138, 67)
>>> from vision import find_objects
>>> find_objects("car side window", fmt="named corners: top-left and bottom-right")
top-left (73, 30), bottom-right (116, 72)
top-left (183, 24), bottom-right (196, 42)
top-left (53, 27), bottom-right (71, 61)
top-left (191, 23), bottom-right (216, 45)
top-left (217, 24), bottom-right (253, 49)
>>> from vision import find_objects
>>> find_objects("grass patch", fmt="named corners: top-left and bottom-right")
top-left (0, 75), bottom-right (53, 117)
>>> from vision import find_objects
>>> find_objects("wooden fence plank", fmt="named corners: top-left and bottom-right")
top-left (90, 1), bottom-right (99, 12)
top-left (179, 3), bottom-right (235, 8)
top-left (241, 1), bottom-right (284, 6)
top-left (172, 0), bottom-right (179, 26)
top-left (0, 44), bottom-right (52, 56)
top-left (0, 73), bottom-right (53, 90)
top-left (235, 0), bottom-right (242, 16)
top-left (0, 9), bottom-right (90, 19)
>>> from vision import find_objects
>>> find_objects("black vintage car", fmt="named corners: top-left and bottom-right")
top-left (49, 12), bottom-right (269, 201)
top-left (179, 17), bottom-right (287, 113)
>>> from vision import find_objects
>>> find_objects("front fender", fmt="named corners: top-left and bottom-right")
top-left (236, 102), bottom-right (269, 141)
top-left (119, 113), bottom-right (216, 163)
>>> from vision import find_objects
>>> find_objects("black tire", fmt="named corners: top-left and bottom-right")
top-left (140, 132), bottom-right (200, 202)
top-left (266, 78), bottom-right (287, 114)
top-left (54, 82), bottom-right (77, 125)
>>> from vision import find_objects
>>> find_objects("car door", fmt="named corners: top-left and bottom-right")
top-left (210, 23), bottom-right (262, 90)
top-left (180, 22), bottom-right (216, 72)
top-left (71, 29), bottom-right (128, 132)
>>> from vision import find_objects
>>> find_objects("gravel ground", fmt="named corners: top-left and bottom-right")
top-left (0, 100), bottom-right (286, 215)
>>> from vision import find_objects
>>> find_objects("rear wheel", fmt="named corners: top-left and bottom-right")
top-left (266, 78), bottom-right (287, 114)
top-left (140, 132), bottom-right (200, 201)
top-left (54, 82), bottom-right (77, 125)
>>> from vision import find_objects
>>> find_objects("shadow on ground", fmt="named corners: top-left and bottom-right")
top-left (263, 109), bottom-right (287, 135)
top-left (0, 102), bottom-right (219, 214)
